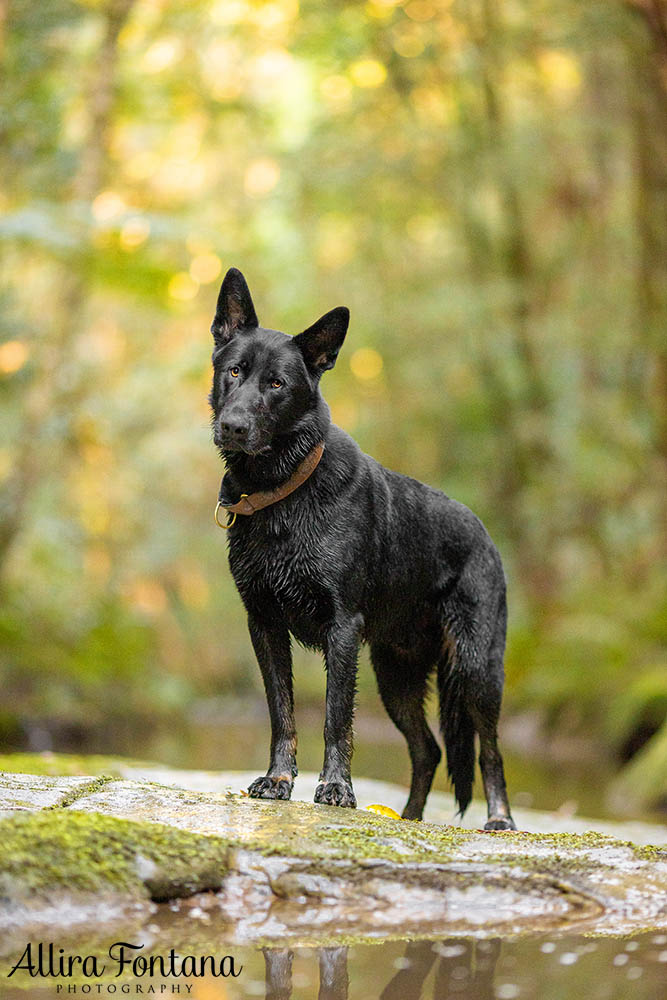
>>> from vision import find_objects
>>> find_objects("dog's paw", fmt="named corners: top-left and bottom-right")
top-left (483, 816), bottom-right (516, 831)
top-left (314, 780), bottom-right (357, 808)
top-left (247, 775), bottom-right (293, 800)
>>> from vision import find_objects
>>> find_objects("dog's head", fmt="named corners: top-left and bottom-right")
top-left (209, 268), bottom-right (349, 455)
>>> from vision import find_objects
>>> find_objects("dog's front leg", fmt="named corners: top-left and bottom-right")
top-left (247, 614), bottom-right (297, 801)
top-left (315, 615), bottom-right (363, 809)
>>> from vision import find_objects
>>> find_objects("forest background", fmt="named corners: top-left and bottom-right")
top-left (1, 0), bottom-right (666, 818)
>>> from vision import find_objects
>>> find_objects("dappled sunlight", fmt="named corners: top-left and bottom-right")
top-left (319, 73), bottom-right (353, 109)
top-left (537, 48), bottom-right (583, 99)
top-left (91, 190), bottom-right (126, 222)
top-left (0, 340), bottom-right (29, 375)
top-left (350, 58), bottom-right (387, 88)
top-left (119, 215), bottom-right (151, 250)
top-left (0, 0), bottom-right (665, 821)
top-left (349, 347), bottom-right (384, 381)
top-left (168, 272), bottom-right (200, 301)
top-left (142, 36), bottom-right (183, 74)
top-left (243, 158), bottom-right (281, 197)
top-left (190, 252), bottom-right (222, 285)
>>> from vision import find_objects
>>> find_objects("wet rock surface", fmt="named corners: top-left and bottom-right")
top-left (0, 756), bottom-right (665, 949)
top-left (0, 771), bottom-right (97, 816)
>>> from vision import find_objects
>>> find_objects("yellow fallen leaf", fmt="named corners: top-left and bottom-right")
top-left (366, 803), bottom-right (403, 820)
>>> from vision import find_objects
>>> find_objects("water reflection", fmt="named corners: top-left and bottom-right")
top-left (380, 941), bottom-right (437, 999)
top-left (264, 947), bottom-right (350, 1000)
top-left (252, 934), bottom-right (667, 1000)
top-left (263, 948), bottom-right (293, 1000)
top-left (431, 940), bottom-right (500, 1000)
top-left (2, 933), bottom-right (666, 999)
top-left (317, 948), bottom-right (349, 1000)
top-left (262, 939), bottom-right (502, 1000)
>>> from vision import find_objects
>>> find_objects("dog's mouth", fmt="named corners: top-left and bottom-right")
top-left (215, 434), bottom-right (273, 457)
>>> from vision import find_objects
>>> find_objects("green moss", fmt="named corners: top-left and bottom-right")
top-left (495, 830), bottom-right (618, 851)
top-left (632, 843), bottom-right (667, 862)
top-left (0, 811), bottom-right (229, 902)
top-left (0, 752), bottom-right (154, 777)
top-left (48, 774), bottom-right (117, 809)
top-left (478, 851), bottom-right (604, 877)
top-left (221, 801), bottom-right (475, 865)
top-left (509, 830), bottom-right (666, 865)
top-left (301, 816), bottom-right (472, 862)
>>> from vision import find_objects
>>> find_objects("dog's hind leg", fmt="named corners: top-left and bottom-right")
top-left (247, 613), bottom-right (297, 801)
top-left (468, 595), bottom-right (515, 830)
top-left (477, 725), bottom-right (514, 830)
top-left (370, 643), bottom-right (441, 820)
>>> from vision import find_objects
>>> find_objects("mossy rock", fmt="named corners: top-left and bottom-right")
top-left (0, 811), bottom-right (228, 903)
top-left (65, 777), bottom-right (474, 864)
top-left (0, 765), bottom-right (665, 946)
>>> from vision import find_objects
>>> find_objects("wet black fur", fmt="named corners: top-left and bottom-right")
top-left (209, 268), bottom-right (515, 829)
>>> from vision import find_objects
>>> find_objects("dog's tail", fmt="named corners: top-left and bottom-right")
top-left (436, 649), bottom-right (475, 817)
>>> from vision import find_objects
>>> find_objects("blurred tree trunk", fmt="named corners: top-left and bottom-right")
top-left (460, 0), bottom-right (554, 596)
top-left (74, 0), bottom-right (135, 202)
top-left (479, 0), bottom-right (549, 414)
top-left (628, 0), bottom-right (667, 558)
top-left (0, 0), bottom-right (136, 578)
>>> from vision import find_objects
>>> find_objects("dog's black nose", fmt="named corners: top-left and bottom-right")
top-left (221, 419), bottom-right (248, 438)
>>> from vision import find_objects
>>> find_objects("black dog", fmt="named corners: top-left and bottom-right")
top-left (209, 268), bottom-right (515, 830)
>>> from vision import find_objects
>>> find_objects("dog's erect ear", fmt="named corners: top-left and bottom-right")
top-left (294, 307), bottom-right (350, 377)
top-left (211, 268), bottom-right (259, 345)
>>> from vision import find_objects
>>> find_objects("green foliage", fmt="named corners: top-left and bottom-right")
top-left (609, 720), bottom-right (667, 813)
top-left (0, 0), bottom-right (665, 810)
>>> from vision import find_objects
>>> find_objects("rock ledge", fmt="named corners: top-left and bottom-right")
top-left (0, 757), bottom-right (665, 948)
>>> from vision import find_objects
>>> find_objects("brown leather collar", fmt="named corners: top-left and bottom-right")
top-left (216, 441), bottom-right (325, 525)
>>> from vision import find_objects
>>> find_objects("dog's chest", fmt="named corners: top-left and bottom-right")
top-left (228, 516), bottom-right (333, 635)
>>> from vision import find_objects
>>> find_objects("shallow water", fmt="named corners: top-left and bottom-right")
top-left (110, 700), bottom-right (636, 824)
top-left (227, 934), bottom-right (667, 1000)
top-left (3, 932), bottom-right (667, 1000)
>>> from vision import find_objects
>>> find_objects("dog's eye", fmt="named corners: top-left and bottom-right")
top-left (230, 367), bottom-right (240, 377)
top-left (271, 379), bottom-right (283, 389)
